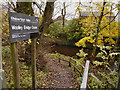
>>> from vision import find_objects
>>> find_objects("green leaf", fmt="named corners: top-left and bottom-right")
top-left (109, 52), bottom-right (120, 57)
top-left (96, 52), bottom-right (104, 57)
top-left (93, 61), bottom-right (103, 66)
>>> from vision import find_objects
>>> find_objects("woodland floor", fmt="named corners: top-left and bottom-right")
top-left (44, 55), bottom-right (79, 88)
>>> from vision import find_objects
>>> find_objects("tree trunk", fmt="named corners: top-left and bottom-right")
top-left (39, 1), bottom-right (55, 35)
top-left (92, 1), bottom-right (106, 60)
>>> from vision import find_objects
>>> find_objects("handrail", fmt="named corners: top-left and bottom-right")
top-left (49, 53), bottom-right (102, 88)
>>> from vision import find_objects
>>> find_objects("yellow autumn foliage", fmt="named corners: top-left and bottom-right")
top-left (75, 37), bottom-right (94, 47)
top-left (105, 38), bottom-right (115, 44)
top-left (28, 39), bottom-right (31, 44)
top-left (75, 5), bottom-right (118, 47)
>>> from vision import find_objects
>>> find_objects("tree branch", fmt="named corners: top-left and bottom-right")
top-left (100, 11), bottom-right (119, 30)
top-left (33, 2), bottom-right (44, 15)
top-left (103, 7), bottom-right (117, 16)
top-left (8, 2), bottom-right (15, 11)
top-left (10, 1), bottom-right (15, 9)
top-left (52, 16), bottom-right (63, 22)
top-left (92, 1), bottom-right (106, 60)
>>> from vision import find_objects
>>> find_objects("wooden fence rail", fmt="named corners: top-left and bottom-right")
top-left (51, 53), bottom-right (101, 88)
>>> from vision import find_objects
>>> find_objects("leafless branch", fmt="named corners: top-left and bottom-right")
top-left (33, 2), bottom-right (44, 15)
top-left (8, 2), bottom-right (15, 11)
top-left (52, 16), bottom-right (63, 22)
top-left (100, 11), bottom-right (119, 30)
top-left (10, 1), bottom-right (16, 9)
top-left (103, 7), bottom-right (117, 16)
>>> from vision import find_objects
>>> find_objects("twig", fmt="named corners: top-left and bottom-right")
top-left (100, 11), bottom-right (119, 30)
top-left (33, 2), bottom-right (44, 15)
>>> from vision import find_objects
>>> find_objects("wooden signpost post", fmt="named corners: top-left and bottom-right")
top-left (9, 12), bottom-right (39, 89)
top-left (31, 38), bottom-right (37, 89)
top-left (10, 42), bottom-right (20, 88)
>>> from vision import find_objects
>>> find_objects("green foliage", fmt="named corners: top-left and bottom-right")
top-left (47, 18), bottom-right (84, 42)
top-left (65, 18), bottom-right (84, 42)
top-left (47, 21), bottom-right (66, 38)
top-left (97, 71), bottom-right (118, 88)
top-left (16, 2), bottom-right (33, 15)
top-left (76, 49), bottom-right (88, 57)
top-left (93, 61), bottom-right (103, 66)
top-left (76, 77), bottom-right (82, 84)
top-left (36, 71), bottom-right (47, 87)
top-left (2, 46), bottom-right (47, 88)
top-left (109, 52), bottom-right (120, 57)
top-left (76, 58), bottom-right (84, 66)
top-left (88, 78), bottom-right (99, 88)
top-left (73, 43), bottom-right (119, 88)
top-left (2, 46), bottom-right (11, 61)
top-left (76, 49), bottom-right (87, 66)
top-left (2, 12), bottom-right (10, 46)
top-left (91, 45), bottom-right (119, 88)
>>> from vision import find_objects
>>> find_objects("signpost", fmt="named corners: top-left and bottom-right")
top-left (9, 12), bottom-right (39, 42)
top-left (9, 12), bottom-right (39, 89)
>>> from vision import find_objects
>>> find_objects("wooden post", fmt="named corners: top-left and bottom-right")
top-left (31, 38), bottom-right (37, 89)
top-left (74, 61), bottom-right (77, 73)
top-left (59, 54), bottom-right (60, 63)
top-left (80, 60), bottom-right (90, 89)
top-left (69, 58), bottom-right (71, 67)
top-left (10, 42), bottom-right (20, 88)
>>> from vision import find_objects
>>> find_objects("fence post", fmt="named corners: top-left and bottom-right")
top-left (80, 60), bottom-right (90, 89)
top-left (69, 58), bottom-right (71, 67)
top-left (58, 54), bottom-right (60, 63)
top-left (74, 61), bottom-right (77, 73)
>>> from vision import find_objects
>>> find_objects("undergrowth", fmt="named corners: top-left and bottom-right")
top-left (2, 46), bottom-right (47, 88)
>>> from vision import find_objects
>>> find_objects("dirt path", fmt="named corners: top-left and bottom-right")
top-left (44, 56), bottom-right (79, 88)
